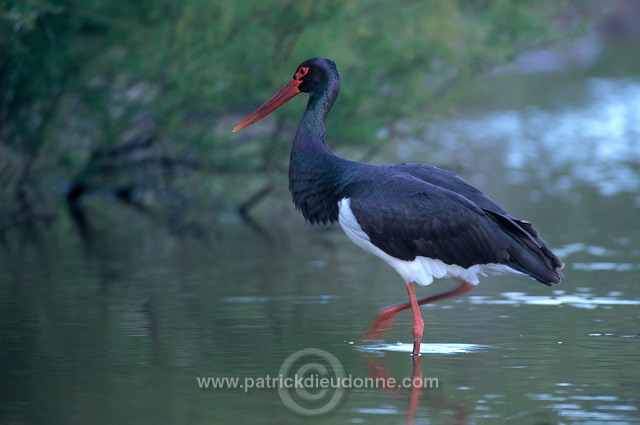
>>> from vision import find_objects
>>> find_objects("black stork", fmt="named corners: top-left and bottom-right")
top-left (234, 57), bottom-right (563, 357)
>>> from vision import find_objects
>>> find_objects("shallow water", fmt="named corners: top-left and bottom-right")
top-left (2, 48), bottom-right (640, 424)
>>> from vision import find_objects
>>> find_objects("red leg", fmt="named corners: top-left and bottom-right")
top-left (407, 282), bottom-right (424, 356)
top-left (363, 280), bottom-right (475, 349)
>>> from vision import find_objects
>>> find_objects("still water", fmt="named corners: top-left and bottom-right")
top-left (2, 51), bottom-right (640, 423)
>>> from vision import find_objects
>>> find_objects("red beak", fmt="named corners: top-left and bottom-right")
top-left (233, 78), bottom-right (303, 132)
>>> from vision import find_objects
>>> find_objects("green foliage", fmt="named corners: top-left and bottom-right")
top-left (0, 0), bottom-right (597, 238)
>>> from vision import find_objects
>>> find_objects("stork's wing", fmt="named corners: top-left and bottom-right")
top-left (396, 163), bottom-right (562, 262)
top-left (348, 178), bottom-right (562, 285)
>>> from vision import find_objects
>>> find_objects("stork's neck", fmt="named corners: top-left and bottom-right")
top-left (294, 76), bottom-right (339, 149)
top-left (289, 76), bottom-right (348, 225)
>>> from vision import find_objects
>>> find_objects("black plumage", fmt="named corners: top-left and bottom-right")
top-left (347, 168), bottom-right (562, 285)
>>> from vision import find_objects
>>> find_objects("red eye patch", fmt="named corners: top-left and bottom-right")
top-left (295, 67), bottom-right (309, 80)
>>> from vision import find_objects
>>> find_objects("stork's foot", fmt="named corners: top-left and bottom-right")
top-left (362, 280), bottom-right (476, 354)
top-left (364, 302), bottom-right (407, 341)
top-left (411, 317), bottom-right (424, 356)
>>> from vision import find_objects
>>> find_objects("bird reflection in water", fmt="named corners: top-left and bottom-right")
top-left (362, 353), bottom-right (471, 425)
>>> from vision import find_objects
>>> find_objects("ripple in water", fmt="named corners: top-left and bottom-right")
top-left (468, 291), bottom-right (640, 309)
top-left (355, 342), bottom-right (492, 354)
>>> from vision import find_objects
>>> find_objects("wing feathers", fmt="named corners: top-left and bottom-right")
top-left (348, 178), bottom-right (562, 285)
